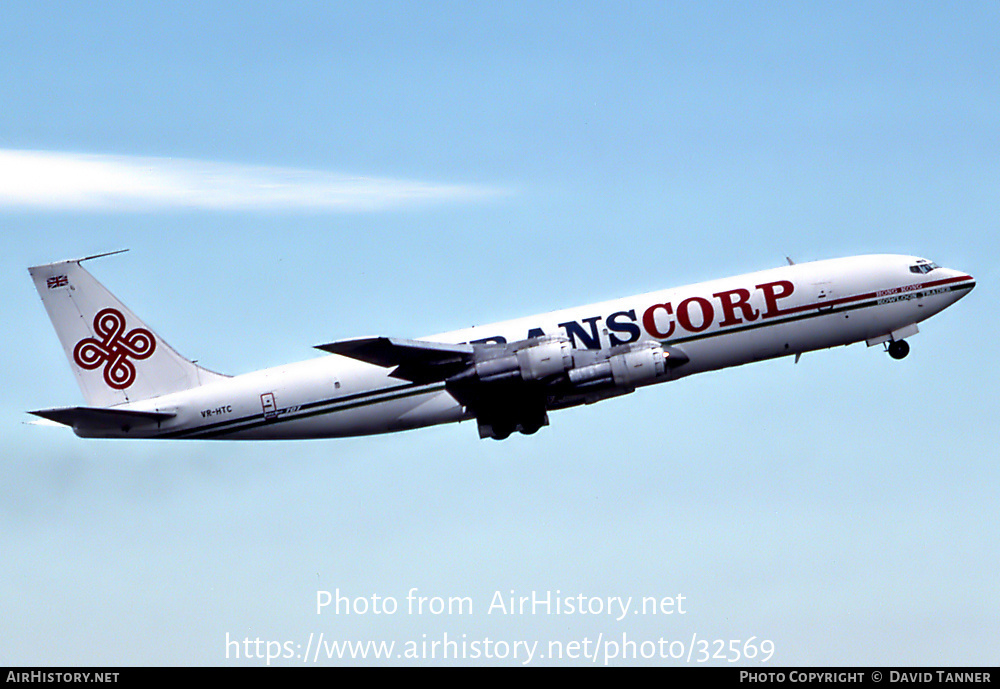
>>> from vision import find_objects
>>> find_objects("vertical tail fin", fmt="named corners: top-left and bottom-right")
top-left (28, 253), bottom-right (228, 407)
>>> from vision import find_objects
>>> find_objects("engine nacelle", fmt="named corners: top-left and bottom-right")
top-left (471, 335), bottom-right (574, 383)
top-left (608, 341), bottom-right (667, 388)
top-left (567, 341), bottom-right (668, 391)
top-left (514, 336), bottom-right (574, 380)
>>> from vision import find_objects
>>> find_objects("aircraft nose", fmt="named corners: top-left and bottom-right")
top-left (946, 268), bottom-right (975, 299)
top-left (953, 269), bottom-right (974, 288)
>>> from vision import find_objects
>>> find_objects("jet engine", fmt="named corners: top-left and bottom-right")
top-left (567, 341), bottom-right (667, 391)
top-left (470, 335), bottom-right (574, 383)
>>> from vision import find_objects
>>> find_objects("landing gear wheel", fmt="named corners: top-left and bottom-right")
top-left (518, 408), bottom-right (547, 436)
top-left (888, 340), bottom-right (910, 360)
top-left (490, 421), bottom-right (515, 441)
top-left (520, 419), bottom-right (543, 435)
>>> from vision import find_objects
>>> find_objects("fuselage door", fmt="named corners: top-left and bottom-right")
top-left (814, 281), bottom-right (836, 312)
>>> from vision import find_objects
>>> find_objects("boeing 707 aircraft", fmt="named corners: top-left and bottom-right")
top-left (28, 252), bottom-right (974, 440)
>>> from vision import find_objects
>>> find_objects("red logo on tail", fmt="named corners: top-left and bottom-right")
top-left (73, 308), bottom-right (156, 390)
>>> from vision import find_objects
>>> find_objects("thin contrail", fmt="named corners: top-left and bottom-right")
top-left (0, 150), bottom-right (507, 211)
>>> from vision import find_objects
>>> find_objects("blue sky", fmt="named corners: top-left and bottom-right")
top-left (2, 2), bottom-right (998, 666)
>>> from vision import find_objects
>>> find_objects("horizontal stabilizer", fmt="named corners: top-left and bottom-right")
top-left (30, 406), bottom-right (175, 432)
top-left (316, 337), bottom-right (474, 382)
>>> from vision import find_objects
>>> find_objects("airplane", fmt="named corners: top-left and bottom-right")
top-left (27, 251), bottom-right (974, 441)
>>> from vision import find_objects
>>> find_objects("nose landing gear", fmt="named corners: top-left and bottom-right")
top-left (887, 340), bottom-right (910, 360)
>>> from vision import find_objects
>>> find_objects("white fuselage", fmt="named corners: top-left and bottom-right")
top-left (102, 254), bottom-right (974, 440)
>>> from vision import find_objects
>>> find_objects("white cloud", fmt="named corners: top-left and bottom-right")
top-left (0, 150), bottom-right (506, 211)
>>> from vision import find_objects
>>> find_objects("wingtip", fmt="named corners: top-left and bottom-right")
top-left (25, 412), bottom-right (66, 428)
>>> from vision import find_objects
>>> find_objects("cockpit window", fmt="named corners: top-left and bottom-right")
top-left (909, 262), bottom-right (939, 275)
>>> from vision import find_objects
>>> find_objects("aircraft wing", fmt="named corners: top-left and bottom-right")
top-left (316, 337), bottom-right (475, 382)
top-left (317, 333), bottom-right (689, 439)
